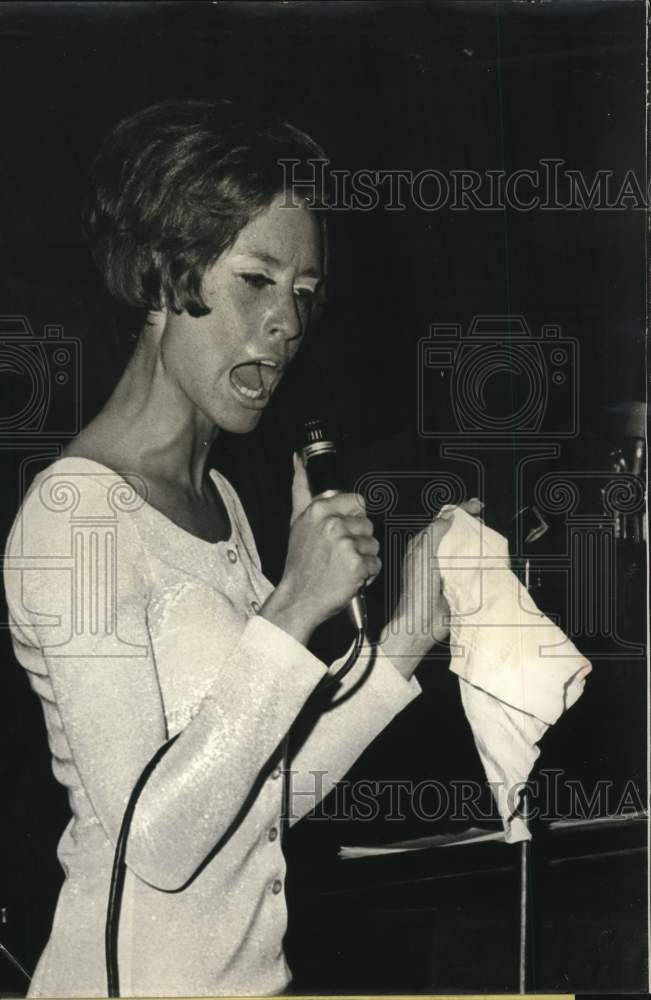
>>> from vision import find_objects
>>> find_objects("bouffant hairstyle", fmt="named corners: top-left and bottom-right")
top-left (83, 99), bottom-right (328, 318)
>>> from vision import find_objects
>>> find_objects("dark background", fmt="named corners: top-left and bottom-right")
top-left (0, 0), bottom-right (647, 994)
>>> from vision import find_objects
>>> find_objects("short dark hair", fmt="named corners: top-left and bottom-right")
top-left (84, 99), bottom-right (328, 317)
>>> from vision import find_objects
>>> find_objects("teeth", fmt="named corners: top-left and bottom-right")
top-left (237, 383), bottom-right (263, 399)
top-left (230, 359), bottom-right (281, 403)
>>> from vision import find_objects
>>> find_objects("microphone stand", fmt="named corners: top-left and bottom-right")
top-left (518, 789), bottom-right (530, 994)
top-left (0, 939), bottom-right (32, 986)
top-left (518, 556), bottom-right (534, 995)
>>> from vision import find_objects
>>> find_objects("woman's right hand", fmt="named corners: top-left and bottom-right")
top-left (260, 456), bottom-right (381, 646)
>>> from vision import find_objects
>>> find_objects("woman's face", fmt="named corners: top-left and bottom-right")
top-left (159, 193), bottom-right (323, 434)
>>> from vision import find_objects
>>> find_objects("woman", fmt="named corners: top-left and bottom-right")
top-left (4, 100), bottom-right (475, 998)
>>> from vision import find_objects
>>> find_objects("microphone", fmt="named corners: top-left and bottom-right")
top-left (301, 419), bottom-right (367, 633)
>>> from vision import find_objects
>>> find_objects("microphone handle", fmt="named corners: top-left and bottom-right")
top-left (314, 488), bottom-right (367, 632)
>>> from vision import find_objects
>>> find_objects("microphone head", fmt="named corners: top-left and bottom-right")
top-left (303, 418), bottom-right (330, 445)
top-left (301, 418), bottom-right (342, 495)
top-left (302, 418), bottom-right (337, 463)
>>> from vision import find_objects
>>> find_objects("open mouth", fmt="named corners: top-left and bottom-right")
top-left (229, 360), bottom-right (281, 406)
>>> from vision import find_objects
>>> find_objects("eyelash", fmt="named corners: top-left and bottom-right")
top-left (240, 273), bottom-right (273, 290)
top-left (240, 273), bottom-right (317, 301)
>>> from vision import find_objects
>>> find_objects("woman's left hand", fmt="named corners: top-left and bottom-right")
top-left (380, 499), bottom-right (484, 679)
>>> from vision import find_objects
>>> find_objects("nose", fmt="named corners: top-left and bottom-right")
top-left (265, 287), bottom-right (304, 348)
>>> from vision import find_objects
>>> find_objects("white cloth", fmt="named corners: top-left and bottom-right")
top-left (437, 506), bottom-right (591, 842)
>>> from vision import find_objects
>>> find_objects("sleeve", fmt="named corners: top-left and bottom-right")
top-left (3, 471), bottom-right (328, 892)
top-left (211, 469), bottom-right (424, 827)
top-left (285, 640), bottom-right (422, 825)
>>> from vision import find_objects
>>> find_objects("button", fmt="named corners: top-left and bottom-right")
top-left (271, 766), bottom-right (281, 780)
top-left (227, 549), bottom-right (238, 563)
top-left (251, 600), bottom-right (260, 613)
top-left (271, 879), bottom-right (283, 895)
top-left (268, 826), bottom-right (278, 842)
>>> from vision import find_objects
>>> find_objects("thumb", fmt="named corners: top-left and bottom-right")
top-left (427, 510), bottom-right (453, 551)
top-left (291, 452), bottom-right (312, 525)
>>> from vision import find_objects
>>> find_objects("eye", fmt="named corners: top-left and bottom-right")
top-left (293, 285), bottom-right (319, 302)
top-left (240, 273), bottom-right (274, 289)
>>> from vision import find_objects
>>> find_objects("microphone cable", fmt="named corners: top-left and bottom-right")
top-left (106, 420), bottom-right (366, 996)
top-left (105, 628), bottom-right (366, 996)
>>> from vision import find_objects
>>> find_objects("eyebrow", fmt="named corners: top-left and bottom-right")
top-left (233, 250), bottom-right (322, 279)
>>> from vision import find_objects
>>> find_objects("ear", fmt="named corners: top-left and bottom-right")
top-left (143, 306), bottom-right (168, 340)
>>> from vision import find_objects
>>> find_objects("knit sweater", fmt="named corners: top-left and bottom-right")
top-left (4, 457), bottom-right (420, 997)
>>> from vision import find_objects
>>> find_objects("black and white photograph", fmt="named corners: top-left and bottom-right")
top-left (0, 1), bottom-right (648, 997)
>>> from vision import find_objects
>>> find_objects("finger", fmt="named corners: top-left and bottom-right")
top-left (291, 452), bottom-right (313, 525)
top-left (459, 498), bottom-right (484, 516)
top-left (311, 492), bottom-right (366, 519)
top-left (422, 515), bottom-right (452, 554)
top-left (361, 554), bottom-right (382, 582)
top-left (342, 515), bottom-right (375, 537)
top-left (342, 536), bottom-right (381, 573)
top-left (352, 535), bottom-right (380, 556)
top-left (430, 514), bottom-right (453, 539)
